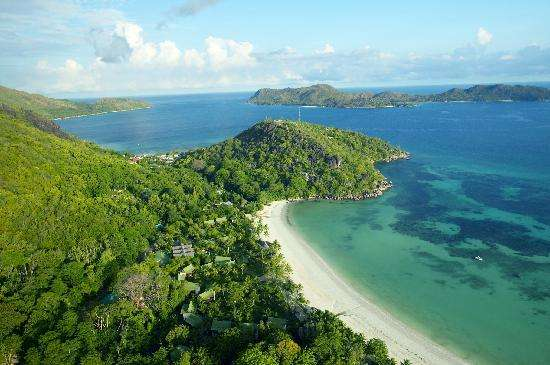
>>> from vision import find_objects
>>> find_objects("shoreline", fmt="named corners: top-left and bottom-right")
top-left (260, 200), bottom-right (468, 365)
top-left (53, 106), bottom-right (151, 121)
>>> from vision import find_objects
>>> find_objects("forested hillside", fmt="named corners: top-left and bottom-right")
top-left (179, 119), bottom-right (408, 207)
top-left (0, 85), bottom-right (150, 120)
top-left (249, 83), bottom-right (550, 108)
top-left (0, 111), bottom-right (405, 364)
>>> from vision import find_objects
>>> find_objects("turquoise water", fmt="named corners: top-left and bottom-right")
top-left (60, 89), bottom-right (550, 365)
top-left (287, 104), bottom-right (550, 364)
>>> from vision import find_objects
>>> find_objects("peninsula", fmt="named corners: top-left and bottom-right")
top-left (0, 85), bottom-right (150, 120)
top-left (0, 89), bottom-right (425, 364)
top-left (179, 119), bottom-right (409, 206)
top-left (249, 83), bottom-right (550, 108)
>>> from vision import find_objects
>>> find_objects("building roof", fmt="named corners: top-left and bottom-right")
top-left (182, 264), bottom-right (195, 274)
top-left (211, 320), bottom-right (232, 333)
top-left (198, 289), bottom-right (216, 301)
top-left (183, 281), bottom-right (200, 293)
top-left (172, 243), bottom-right (194, 257)
top-left (215, 256), bottom-right (235, 266)
top-left (239, 322), bottom-right (256, 335)
top-left (215, 255), bottom-right (230, 261)
top-left (182, 312), bottom-right (204, 328)
top-left (205, 217), bottom-right (228, 225)
top-left (268, 317), bottom-right (287, 329)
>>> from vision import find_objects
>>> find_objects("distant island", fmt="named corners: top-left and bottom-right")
top-left (249, 83), bottom-right (550, 108)
top-left (0, 85), bottom-right (150, 120)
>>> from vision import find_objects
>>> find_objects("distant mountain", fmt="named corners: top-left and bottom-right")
top-left (432, 84), bottom-right (550, 102)
top-left (0, 85), bottom-right (150, 120)
top-left (249, 83), bottom-right (550, 108)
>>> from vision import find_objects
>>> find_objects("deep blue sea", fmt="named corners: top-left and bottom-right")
top-left (59, 86), bottom-right (550, 365)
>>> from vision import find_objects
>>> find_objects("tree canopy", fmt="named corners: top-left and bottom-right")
top-left (0, 110), bottom-right (407, 364)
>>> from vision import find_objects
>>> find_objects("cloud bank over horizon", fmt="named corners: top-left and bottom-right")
top-left (1, 1), bottom-right (550, 96)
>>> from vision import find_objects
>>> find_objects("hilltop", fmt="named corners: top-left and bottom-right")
top-left (0, 102), bottom-right (406, 364)
top-left (0, 85), bottom-right (150, 120)
top-left (178, 119), bottom-right (408, 205)
top-left (249, 83), bottom-right (550, 108)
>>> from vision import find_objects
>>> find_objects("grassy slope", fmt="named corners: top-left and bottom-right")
top-left (0, 85), bottom-right (150, 120)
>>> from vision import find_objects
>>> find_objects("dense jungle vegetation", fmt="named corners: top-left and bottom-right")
top-left (0, 102), bottom-right (409, 364)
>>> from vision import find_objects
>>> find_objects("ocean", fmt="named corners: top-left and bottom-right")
top-left (59, 87), bottom-right (550, 365)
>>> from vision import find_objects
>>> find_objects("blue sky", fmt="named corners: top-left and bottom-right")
top-left (1, 0), bottom-right (549, 96)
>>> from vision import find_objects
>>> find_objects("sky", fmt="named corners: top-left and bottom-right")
top-left (1, 0), bottom-right (550, 97)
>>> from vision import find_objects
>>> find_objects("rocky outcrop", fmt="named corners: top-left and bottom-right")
top-left (381, 151), bottom-right (411, 163)
top-left (310, 179), bottom-right (393, 201)
top-left (327, 155), bottom-right (342, 168)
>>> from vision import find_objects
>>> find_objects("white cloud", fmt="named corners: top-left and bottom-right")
top-left (477, 27), bottom-right (493, 46)
top-left (316, 43), bottom-right (335, 55)
top-left (129, 42), bottom-right (157, 65)
top-left (115, 21), bottom-right (143, 49)
top-left (19, 15), bottom-right (550, 95)
top-left (205, 36), bottom-right (255, 70)
top-left (158, 41), bottom-right (182, 66)
top-left (282, 69), bottom-right (303, 81)
top-left (35, 58), bottom-right (97, 92)
top-left (183, 49), bottom-right (205, 68)
top-left (377, 52), bottom-right (394, 60)
top-left (92, 21), bottom-right (186, 68)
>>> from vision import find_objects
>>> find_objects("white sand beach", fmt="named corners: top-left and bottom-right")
top-left (260, 200), bottom-right (469, 365)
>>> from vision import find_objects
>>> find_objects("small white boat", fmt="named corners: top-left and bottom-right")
top-left (474, 256), bottom-right (483, 261)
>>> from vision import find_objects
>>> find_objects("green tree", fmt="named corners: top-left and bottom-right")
top-left (275, 339), bottom-right (300, 364)
top-left (235, 345), bottom-right (277, 365)
top-left (365, 338), bottom-right (389, 363)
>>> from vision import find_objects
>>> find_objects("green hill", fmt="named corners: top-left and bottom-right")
top-left (0, 109), bottom-right (405, 364)
top-left (179, 119), bottom-right (408, 206)
top-left (433, 84), bottom-right (550, 102)
top-left (249, 83), bottom-right (550, 108)
top-left (0, 85), bottom-right (150, 120)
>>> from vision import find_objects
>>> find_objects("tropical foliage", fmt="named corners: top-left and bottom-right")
top-left (178, 119), bottom-right (407, 208)
top-left (0, 109), bottom-right (406, 364)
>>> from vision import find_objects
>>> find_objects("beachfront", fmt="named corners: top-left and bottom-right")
top-left (260, 200), bottom-right (468, 365)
